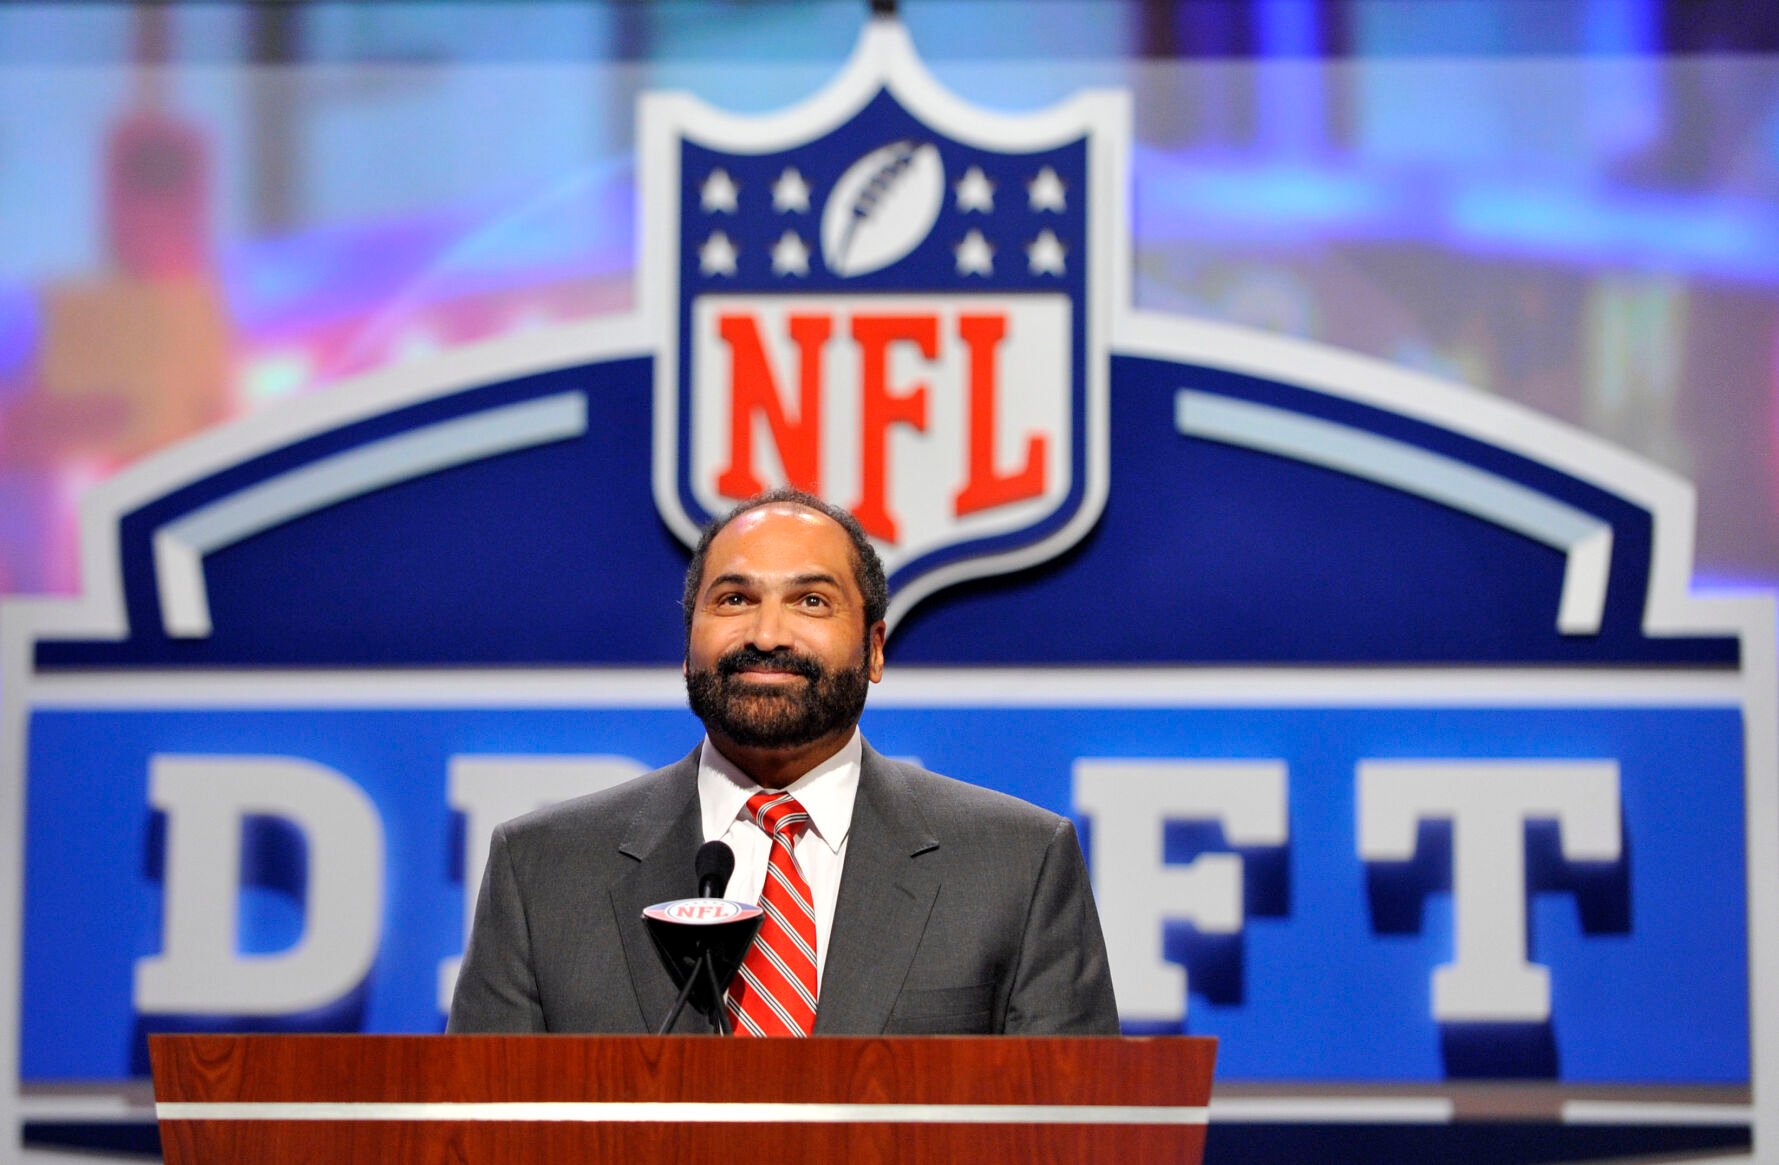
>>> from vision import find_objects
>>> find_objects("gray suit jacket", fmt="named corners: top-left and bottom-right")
top-left (447, 741), bottom-right (1119, 1035)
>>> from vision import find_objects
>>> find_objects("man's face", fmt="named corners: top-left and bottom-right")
top-left (685, 504), bottom-right (886, 751)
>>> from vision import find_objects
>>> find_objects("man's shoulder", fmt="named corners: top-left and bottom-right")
top-left (868, 752), bottom-right (1071, 842)
top-left (497, 752), bottom-right (696, 847)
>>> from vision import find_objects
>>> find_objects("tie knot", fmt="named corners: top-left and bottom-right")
top-left (746, 791), bottom-right (810, 842)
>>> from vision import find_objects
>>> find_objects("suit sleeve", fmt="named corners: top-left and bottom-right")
top-left (447, 822), bottom-right (547, 1033)
top-left (1003, 817), bottom-right (1121, 1034)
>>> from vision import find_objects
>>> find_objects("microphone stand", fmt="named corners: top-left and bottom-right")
top-left (656, 941), bottom-right (732, 1035)
top-left (703, 954), bottom-right (732, 1035)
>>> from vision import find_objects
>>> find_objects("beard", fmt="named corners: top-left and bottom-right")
top-left (686, 643), bottom-right (871, 750)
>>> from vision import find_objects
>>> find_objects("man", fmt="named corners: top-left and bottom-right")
top-left (448, 487), bottom-right (1118, 1035)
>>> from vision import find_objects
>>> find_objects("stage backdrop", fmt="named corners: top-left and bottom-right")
top-left (2, 13), bottom-right (1776, 1165)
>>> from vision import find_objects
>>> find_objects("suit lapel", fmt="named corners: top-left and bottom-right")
top-left (611, 748), bottom-right (707, 1034)
top-left (814, 744), bottom-right (940, 1034)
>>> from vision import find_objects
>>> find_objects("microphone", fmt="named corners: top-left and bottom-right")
top-left (695, 840), bottom-right (734, 900)
top-left (647, 840), bottom-right (756, 1035)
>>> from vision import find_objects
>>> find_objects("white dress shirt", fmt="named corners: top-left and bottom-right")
top-left (697, 730), bottom-right (860, 991)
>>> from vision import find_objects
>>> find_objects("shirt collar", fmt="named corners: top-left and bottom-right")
top-left (697, 730), bottom-right (862, 854)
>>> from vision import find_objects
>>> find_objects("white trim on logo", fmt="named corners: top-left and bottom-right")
top-left (1117, 309), bottom-right (1732, 641)
top-left (4, 318), bottom-right (649, 649)
top-left (1176, 390), bottom-right (1613, 635)
top-left (154, 392), bottom-right (588, 639)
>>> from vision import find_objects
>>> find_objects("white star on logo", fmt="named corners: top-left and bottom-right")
top-left (954, 229), bottom-right (994, 276)
top-left (771, 231), bottom-right (809, 276)
top-left (772, 167), bottom-right (810, 213)
top-left (1026, 229), bottom-right (1065, 275)
top-left (700, 231), bottom-right (738, 276)
top-left (955, 166), bottom-right (995, 213)
top-left (701, 169), bottom-right (739, 214)
top-left (1027, 166), bottom-right (1066, 212)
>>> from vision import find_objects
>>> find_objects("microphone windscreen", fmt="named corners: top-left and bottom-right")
top-left (695, 840), bottom-right (735, 899)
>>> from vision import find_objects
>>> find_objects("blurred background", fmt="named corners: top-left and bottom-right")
top-left (1, 0), bottom-right (1776, 613)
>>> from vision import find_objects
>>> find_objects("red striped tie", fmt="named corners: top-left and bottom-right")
top-left (727, 791), bottom-right (819, 1037)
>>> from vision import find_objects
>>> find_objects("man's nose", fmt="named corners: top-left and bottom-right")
top-left (745, 598), bottom-right (795, 651)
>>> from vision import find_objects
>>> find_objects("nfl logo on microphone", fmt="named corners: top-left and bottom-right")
top-left (646, 60), bottom-right (1120, 622)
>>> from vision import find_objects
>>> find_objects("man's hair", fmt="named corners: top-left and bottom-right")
top-left (681, 487), bottom-right (890, 639)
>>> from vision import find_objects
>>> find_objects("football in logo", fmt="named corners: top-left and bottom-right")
top-left (821, 140), bottom-right (944, 276)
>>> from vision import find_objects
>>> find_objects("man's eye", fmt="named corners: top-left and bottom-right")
top-left (716, 593), bottom-right (746, 606)
top-left (800, 594), bottom-right (830, 608)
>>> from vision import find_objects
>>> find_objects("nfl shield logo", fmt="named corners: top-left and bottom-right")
top-left (643, 21), bottom-right (1124, 627)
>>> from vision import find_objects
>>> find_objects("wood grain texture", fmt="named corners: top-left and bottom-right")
top-left (157, 1120), bottom-right (1207, 1165)
top-left (149, 1034), bottom-right (1216, 1105)
top-left (151, 1035), bottom-right (1216, 1164)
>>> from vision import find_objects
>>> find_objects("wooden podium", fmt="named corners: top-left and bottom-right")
top-left (149, 1034), bottom-right (1215, 1162)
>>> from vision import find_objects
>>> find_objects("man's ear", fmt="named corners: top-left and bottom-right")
top-left (867, 621), bottom-right (887, 682)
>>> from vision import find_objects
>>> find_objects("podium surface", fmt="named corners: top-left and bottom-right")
top-left (150, 1033), bottom-right (1215, 1162)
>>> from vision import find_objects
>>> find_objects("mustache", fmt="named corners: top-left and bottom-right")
top-left (716, 646), bottom-right (823, 681)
